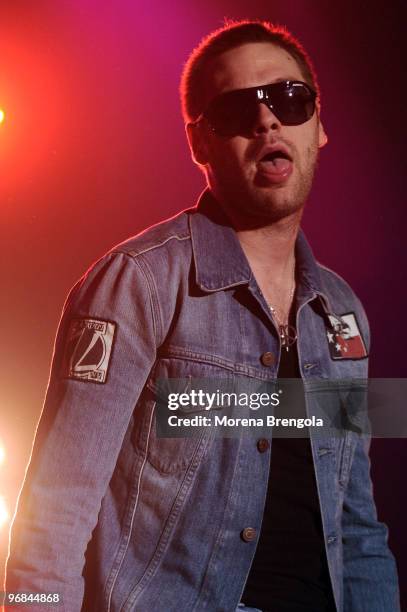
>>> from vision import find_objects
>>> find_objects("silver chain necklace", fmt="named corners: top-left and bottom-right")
top-left (267, 264), bottom-right (298, 352)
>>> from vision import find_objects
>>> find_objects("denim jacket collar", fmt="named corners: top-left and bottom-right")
top-left (189, 189), bottom-right (331, 310)
top-left (189, 190), bottom-right (252, 292)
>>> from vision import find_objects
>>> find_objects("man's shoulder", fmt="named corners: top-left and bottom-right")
top-left (69, 207), bottom-right (195, 302)
top-left (316, 262), bottom-right (369, 326)
top-left (317, 262), bottom-right (358, 297)
top-left (63, 207), bottom-right (196, 321)
top-left (108, 206), bottom-right (194, 260)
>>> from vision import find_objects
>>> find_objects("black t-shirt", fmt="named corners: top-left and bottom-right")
top-left (241, 342), bottom-right (336, 612)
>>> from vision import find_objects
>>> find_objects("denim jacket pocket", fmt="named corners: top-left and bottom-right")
top-left (135, 376), bottom-right (204, 475)
top-left (142, 355), bottom-right (234, 475)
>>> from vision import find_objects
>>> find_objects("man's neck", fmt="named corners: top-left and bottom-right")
top-left (218, 202), bottom-right (303, 322)
top-left (218, 201), bottom-right (302, 285)
top-left (236, 213), bottom-right (300, 284)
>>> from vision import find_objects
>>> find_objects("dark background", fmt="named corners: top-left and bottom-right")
top-left (1, 0), bottom-right (406, 606)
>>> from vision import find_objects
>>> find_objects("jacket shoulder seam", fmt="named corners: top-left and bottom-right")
top-left (111, 233), bottom-right (190, 259)
top-left (108, 251), bottom-right (162, 345)
top-left (133, 254), bottom-right (163, 345)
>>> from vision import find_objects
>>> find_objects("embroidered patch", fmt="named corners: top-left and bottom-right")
top-left (63, 318), bottom-right (116, 383)
top-left (326, 312), bottom-right (368, 360)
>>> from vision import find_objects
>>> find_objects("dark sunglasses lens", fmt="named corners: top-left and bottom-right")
top-left (205, 89), bottom-right (258, 137)
top-left (204, 82), bottom-right (316, 136)
top-left (269, 82), bottom-right (316, 125)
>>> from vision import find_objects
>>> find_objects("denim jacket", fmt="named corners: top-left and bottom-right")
top-left (5, 190), bottom-right (400, 612)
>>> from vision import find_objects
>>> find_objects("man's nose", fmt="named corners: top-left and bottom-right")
top-left (253, 102), bottom-right (281, 135)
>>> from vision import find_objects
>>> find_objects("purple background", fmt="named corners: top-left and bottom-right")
top-left (1, 0), bottom-right (406, 606)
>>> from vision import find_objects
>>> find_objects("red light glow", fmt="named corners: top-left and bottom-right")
top-left (0, 496), bottom-right (9, 528)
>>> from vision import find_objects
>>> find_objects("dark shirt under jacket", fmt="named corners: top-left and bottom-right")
top-left (241, 314), bottom-right (337, 612)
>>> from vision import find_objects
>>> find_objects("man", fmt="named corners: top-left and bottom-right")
top-left (5, 20), bottom-right (400, 612)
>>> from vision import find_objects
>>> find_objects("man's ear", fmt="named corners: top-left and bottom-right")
top-left (186, 122), bottom-right (210, 165)
top-left (316, 100), bottom-right (328, 149)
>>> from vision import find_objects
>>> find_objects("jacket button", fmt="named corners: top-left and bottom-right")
top-left (257, 438), bottom-right (270, 453)
top-left (241, 527), bottom-right (257, 542)
top-left (260, 352), bottom-right (275, 366)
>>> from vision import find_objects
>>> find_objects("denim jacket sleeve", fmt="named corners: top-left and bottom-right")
top-left (5, 251), bottom-right (159, 611)
top-left (341, 308), bottom-right (400, 611)
top-left (342, 435), bottom-right (401, 611)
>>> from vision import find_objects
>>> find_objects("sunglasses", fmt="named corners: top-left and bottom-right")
top-left (193, 80), bottom-right (317, 137)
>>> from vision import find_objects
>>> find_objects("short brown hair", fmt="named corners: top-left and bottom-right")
top-left (180, 20), bottom-right (320, 123)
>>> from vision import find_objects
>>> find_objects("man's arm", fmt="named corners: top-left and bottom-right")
top-left (4, 250), bottom-right (159, 611)
top-left (342, 434), bottom-right (400, 611)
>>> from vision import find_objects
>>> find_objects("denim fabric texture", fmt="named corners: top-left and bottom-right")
top-left (5, 190), bottom-right (400, 611)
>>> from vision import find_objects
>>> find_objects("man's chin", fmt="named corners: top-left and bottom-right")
top-left (228, 194), bottom-right (304, 229)
top-left (249, 188), bottom-right (303, 218)
top-left (211, 180), bottom-right (305, 228)
top-left (256, 205), bottom-right (303, 226)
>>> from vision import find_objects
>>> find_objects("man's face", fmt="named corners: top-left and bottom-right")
top-left (187, 42), bottom-right (327, 224)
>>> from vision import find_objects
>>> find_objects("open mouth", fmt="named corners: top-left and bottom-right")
top-left (259, 150), bottom-right (292, 165)
top-left (256, 147), bottom-right (293, 183)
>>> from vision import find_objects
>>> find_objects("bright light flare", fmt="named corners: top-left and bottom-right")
top-left (0, 109), bottom-right (4, 124)
top-left (0, 496), bottom-right (9, 528)
top-left (0, 441), bottom-right (5, 465)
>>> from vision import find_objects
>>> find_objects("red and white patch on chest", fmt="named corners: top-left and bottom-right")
top-left (326, 312), bottom-right (368, 359)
